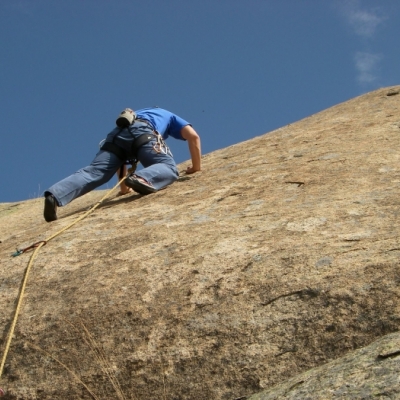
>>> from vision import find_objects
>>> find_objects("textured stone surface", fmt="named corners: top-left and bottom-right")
top-left (248, 331), bottom-right (400, 400)
top-left (0, 86), bottom-right (400, 399)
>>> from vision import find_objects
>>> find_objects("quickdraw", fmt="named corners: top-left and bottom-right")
top-left (12, 241), bottom-right (47, 257)
top-left (153, 132), bottom-right (173, 157)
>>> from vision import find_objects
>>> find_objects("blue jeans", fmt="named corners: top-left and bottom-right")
top-left (45, 123), bottom-right (178, 206)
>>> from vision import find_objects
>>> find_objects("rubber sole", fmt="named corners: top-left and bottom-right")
top-left (125, 176), bottom-right (157, 195)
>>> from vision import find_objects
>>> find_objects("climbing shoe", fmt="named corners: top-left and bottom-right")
top-left (125, 174), bottom-right (157, 195)
top-left (44, 194), bottom-right (58, 222)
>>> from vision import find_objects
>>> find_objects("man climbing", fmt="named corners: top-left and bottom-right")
top-left (43, 107), bottom-right (201, 222)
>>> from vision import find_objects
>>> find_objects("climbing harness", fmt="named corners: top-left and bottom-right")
top-left (100, 133), bottom-right (155, 166)
top-left (0, 176), bottom-right (129, 394)
top-left (107, 109), bottom-right (173, 161)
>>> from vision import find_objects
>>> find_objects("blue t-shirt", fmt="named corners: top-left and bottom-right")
top-left (135, 107), bottom-right (190, 141)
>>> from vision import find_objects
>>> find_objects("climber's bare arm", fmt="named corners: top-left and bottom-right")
top-left (181, 125), bottom-right (201, 174)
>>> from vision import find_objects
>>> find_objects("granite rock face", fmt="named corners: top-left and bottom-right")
top-left (248, 331), bottom-right (400, 400)
top-left (0, 86), bottom-right (400, 399)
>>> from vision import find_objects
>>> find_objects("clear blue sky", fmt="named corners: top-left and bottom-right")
top-left (1, 0), bottom-right (399, 203)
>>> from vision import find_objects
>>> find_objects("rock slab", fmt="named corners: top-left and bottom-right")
top-left (0, 86), bottom-right (400, 399)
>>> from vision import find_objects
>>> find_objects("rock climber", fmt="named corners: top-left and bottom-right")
top-left (43, 107), bottom-right (201, 222)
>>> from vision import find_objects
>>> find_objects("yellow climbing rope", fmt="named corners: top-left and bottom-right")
top-left (0, 174), bottom-right (128, 390)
